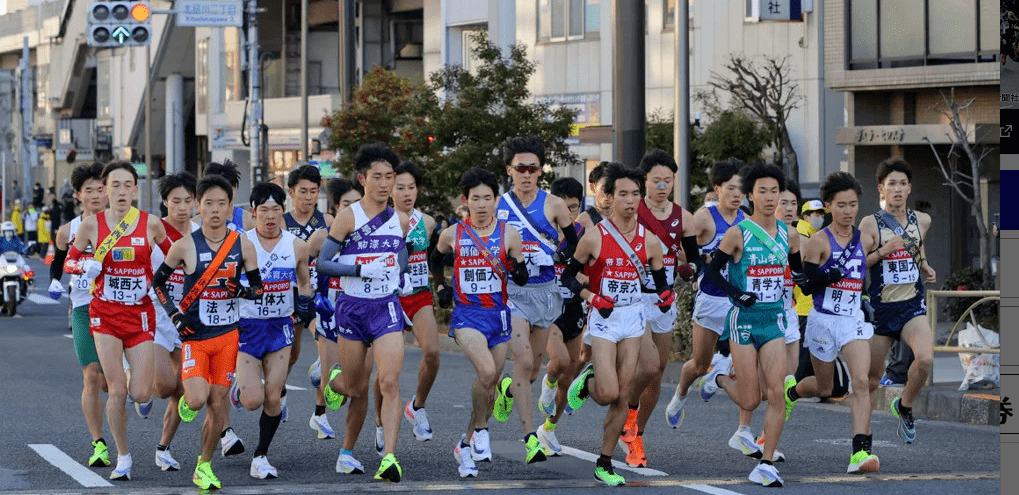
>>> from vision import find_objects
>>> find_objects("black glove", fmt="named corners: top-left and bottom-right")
top-left (733, 291), bottom-right (758, 308)
top-left (823, 267), bottom-right (846, 285)
top-left (171, 311), bottom-right (198, 338)
top-left (509, 257), bottom-right (529, 286)
top-left (791, 270), bottom-right (808, 287)
top-left (295, 295), bottom-right (315, 326)
top-left (437, 284), bottom-right (454, 308)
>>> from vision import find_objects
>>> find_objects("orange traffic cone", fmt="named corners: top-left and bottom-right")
top-left (44, 243), bottom-right (55, 265)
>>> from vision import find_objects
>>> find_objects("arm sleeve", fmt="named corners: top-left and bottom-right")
top-left (789, 251), bottom-right (803, 274)
top-left (64, 245), bottom-right (86, 274)
top-left (559, 257), bottom-right (586, 299)
top-left (313, 235), bottom-right (361, 278)
top-left (703, 251), bottom-right (746, 300)
top-left (152, 263), bottom-right (180, 316)
top-left (681, 236), bottom-right (700, 266)
top-left (429, 246), bottom-right (450, 287)
top-left (798, 261), bottom-right (835, 295)
top-left (245, 269), bottom-right (264, 299)
top-left (50, 246), bottom-right (68, 281)
top-left (651, 267), bottom-right (670, 295)
top-left (560, 224), bottom-right (579, 258)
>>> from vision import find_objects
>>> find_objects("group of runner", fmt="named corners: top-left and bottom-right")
top-left (52, 137), bottom-right (936, 489)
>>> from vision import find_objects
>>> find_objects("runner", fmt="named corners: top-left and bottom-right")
top-left (860, 158), bottom-right (936, 445)
top-left (666, 158), bottom-right (746, 428)
top-left (560, 164), bottom-right (674, 486)
top-left (230, 182), bottom-right (315, 479)
top-left (493, 136), bottom-right (578, 464)
top-left (576, 162), bottom-right (613, 231)
top-left (619, 150), bottom-right (698, 468)
top-left (64, 161), bottom-right (170, 480)
top-left (433, 167), bottom-right (528, 477)
top-left (699, 162), bottom-right (801, 487)
top-left (49, 162), bottom-right (110, 469)
top-left (536, 176), bottom-right (587, 456)
top-left (786, 171), bottom-right (880, 474)
top-left (282, 165), bottom-right (334, 425)
top-left (149, 172), bottom-right (200, 472)
top-left (373, 160), bottom-right (439, 443)
top-left (316, 143), bottom-right (410, 483)
top-left (152, 174), bottom-right (262, 490)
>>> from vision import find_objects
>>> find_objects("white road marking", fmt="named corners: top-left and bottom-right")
top-left (558, 445), bottom-right (668, 477)
top-left (28, 444), bottom-right (113, 487)
top-left (64, 334), bottom-right (73, 339)
top-left (285, 384), bottom-right (306, 391)
top-left (26, 294), bottom-right (59, 305)
top-left (686, 484), bottom-right (747, 495)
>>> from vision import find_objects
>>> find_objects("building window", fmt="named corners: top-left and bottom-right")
top-left (848, 0), bottom-right (997, 69)
top-left (664, 0), bottom-right (676, 28)
top-left (196, 38), bottom-right (208, 114)
top-left (96, 57), bottom-right (111, 120)
top-left (538, 0), bottom-right (598, 41)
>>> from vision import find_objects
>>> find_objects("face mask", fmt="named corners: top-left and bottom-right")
top-left (810, 217), bottom-right (825, 230)
top-left (3, 232), bottom-right (12, 241)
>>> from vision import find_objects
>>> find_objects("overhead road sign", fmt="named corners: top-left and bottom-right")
top-left (176, 0), bottom-right (244, 27)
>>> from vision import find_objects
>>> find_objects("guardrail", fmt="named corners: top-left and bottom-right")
top-left (925, 289), bottom-right (999, 386)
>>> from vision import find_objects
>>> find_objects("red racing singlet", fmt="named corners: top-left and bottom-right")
top-left (93, 210), bottom-right (154, 305)
top-left (587, 221), bottom-right (648, 307)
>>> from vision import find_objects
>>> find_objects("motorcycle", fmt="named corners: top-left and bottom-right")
top-left (0, 251), bottom-right (34, 316)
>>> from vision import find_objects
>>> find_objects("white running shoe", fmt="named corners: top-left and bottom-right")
top-left (536, 424), bottom-right (563, 456)
top-left (538, 374), bottom-right (557, 417)
top-left (699, 355), bottom-right (732, 401)
top-left (728, 428), bottom-right (763, 458)
top-left (220, 428), bottom-right (245, 457)
top-left (755, 435), bottom-right (786, 462)
top-left (309, 357), bottom-right (322, 388)
top-left (309, 414), bottom-right (336, 439)
top-left (134, 399), bottom-right (153, 419)
top-left (335, 452), bottom-right (365, 474)
top-left (154, 448), bottom-right (180, 471)
top-left (454, 434), bottom-right (479, 478)
top-left (280, 393), bottom-right (288, 422)
top-left (665, 389), bottom-right (686, 428)
top-left (110, 454), bottom-right (131, 480)
top-left (469, 429), bottom-right (492, 462)
top-left (249, 455), bottom-right (278, 479)
top-left (403, 396), bottom-right (433, 441)
top-left (749, 462), bottom-right (783, 487)
top-left (375, 425), bottom-right (385, 457)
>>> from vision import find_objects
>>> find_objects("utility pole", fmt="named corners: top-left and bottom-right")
top-left (145, 44), bottom-right (152, 212)
top-left (300, 0), bottom-right (309, 162)
top-left (20, 37), bottom-right (34, 208)
top-left (673, 0), bottom-right (690, 208)
top-left (612, 0), bottom-right (645, 168)
top-left (248, 0), bottom-right (263, 187)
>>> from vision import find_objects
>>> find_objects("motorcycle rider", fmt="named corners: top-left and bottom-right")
top-left (0, 221), bottom-right (27, 254)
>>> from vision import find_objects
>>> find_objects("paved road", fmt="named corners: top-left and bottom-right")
top-left (0, 259), bottom-right (1000, 494)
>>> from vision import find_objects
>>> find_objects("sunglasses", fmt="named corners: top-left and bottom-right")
top-left (512, 164), bottom-right (541, 174)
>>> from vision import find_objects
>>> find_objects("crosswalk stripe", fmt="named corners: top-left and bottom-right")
top-left (686, 484), bottom-right (747, 494)
top-left (558, 445), bottom-right (668, 477)
top-left (28, 444), bottom-right (113, 487)
top-left (26, 293), bottom-right (59, 305)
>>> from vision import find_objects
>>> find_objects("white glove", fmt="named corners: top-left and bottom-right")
top-left (48, 279), bottom-right (64, 300)
top-left (359, 256), bottom-right (392, 280)
top-left (81, 259), bottom-right (103, 280)
top-left (398, 272), bottom-right (414, 296)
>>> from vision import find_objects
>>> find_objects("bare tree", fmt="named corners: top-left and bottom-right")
top-left (707, 55), bottom-right (803, 180)
top-left (922, 88), bottom-right (994, 275)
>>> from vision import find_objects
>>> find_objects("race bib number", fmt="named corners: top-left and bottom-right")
top-left (645, 256), bottom-right (676, 288)
top-left (347, 254), bottom-right (397, 297)
top-left (600, 274), bottom-right (640, 306)
top-left (309, 260), bottom-right (318, 291)
top-left (746, 265), bottom-right (784, 304)
top-left (73, 274), bottom-right (91, 292)
top-left (783, 267), bottom-right (794, 309)
top-left (408, 252), bottom-right (428, 288)
top-left (458, 267), bottom-right (500, 294)
top-left (821, 278), bottom-right (863, 317)
top-left (102, 275), bottom-right (147, 303)
top-left (554, 265), bottom-right (573, 299)
top-left (256, 280), bottom-right (293, 318)
top-left (881, 249), bottom-right (919, 286)
top-left (521, 241), bottom-right (552, 277)
top-left (198, 291), bottom-right (239, 326)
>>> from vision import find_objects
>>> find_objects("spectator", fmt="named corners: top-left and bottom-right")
top-left (22, 205), bottom-right (39, 257)
top-left (32, 182), bottom-right (44, 209)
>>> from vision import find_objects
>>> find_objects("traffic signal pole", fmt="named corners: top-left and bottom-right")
top-left (21, 38), bottom-right (34, 207)
top-left (247, 0), bottom-right (263, 187)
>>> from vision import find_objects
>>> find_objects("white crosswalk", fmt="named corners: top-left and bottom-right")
top-left (28, 444), bottom-right (112, 488)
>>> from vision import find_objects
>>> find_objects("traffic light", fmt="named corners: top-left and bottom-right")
top-left (87, 2), bottom-right (151, 48)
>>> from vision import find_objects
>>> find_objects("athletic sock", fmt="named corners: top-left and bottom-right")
top-left (474, 427), bottom-right (488, 434)
top-left (546, 376), bottom-right (557, 388)
top-left (760, 459), bottom-right (773, 466)
top-left (899, 402), bottom-right (912, 415)
top-left (280, 388), bottom-right (287, 399)
top-left (737, 424), bottom-right (752, 434)
top-left (787, 385), bottom-right (801, 402)
top-left (524, 432), bottom-right (537, 445)
top-left (340, 449), bottom-right (353, 456)
top-left (864, 434), bottom-right (873, 455)
top-left (255, 412), bottom-right (283, 456)
top-left (597, 454), bottom-right (612, 469)
top-left (95, 437), bottom-right (106, 446)
top-left (852, 434), bottom-right (868, 454)
top-left (157, 444), bottom-right (168, 451)
top-left (315, 405), bottom-right (326, 416)
top-left (628, 403), bottom-right (639, 411)
top-left (544, 418), bottom-right (556, 431)
top-left (220, 429), bottom-right (230, 438)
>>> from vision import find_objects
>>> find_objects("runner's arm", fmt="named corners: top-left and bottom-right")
top-left (505, 225), bottom-right (528, 286)
top-left (798, 233), bottom-right (842, 295)
top-left (314, 235), bottom-right (361, 278)
top-left (559, 229), bottom-right (596, 302)
top-left (295, 239), bottom-right (312, 296)
top-left (702, 227), bottom-right (755, 306)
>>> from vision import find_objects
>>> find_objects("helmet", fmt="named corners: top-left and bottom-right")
top-left (1, 221), bottom-right (14, 240)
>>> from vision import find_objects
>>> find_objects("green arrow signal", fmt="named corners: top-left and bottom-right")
top-left (112, 26), bottom-right (131, 44)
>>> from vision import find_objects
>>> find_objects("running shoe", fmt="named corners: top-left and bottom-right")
top-left (620, 408), bottom-right (638, 443)
top-left (524, 433), bottom-right (547, 464)
top-left (453, 434), bottom-right (479, 478)
top-left (847, 450), bottom-right (880, 474)
top-left (618, 435), bottom-right (647, 468)
top-left (309, 414), bottom-right (336, 439)
top-left (470, 429), bottom-right (492, 462)
top-left (309, 357), bottom-right (322, 388)
top-left (375, 425), bottom-right (385, 457)
top-left (404, 397), bottom-right (433, 441)
top-left (536, 422), bottom-right (563, 456)
top-left (89, 440), bottom-right (111, 467)
top-left (250, 455), bottom-right (278, 479)
top-left (374, 453), bottom-right (402, 483)
top-left (754, 435), bottom-right (785, 462)
top-left (110, 454), bottom-right (131, 480)
top-left (665, 388), bottom-right (686, 429)
top-left (699, 356), bottom-right (732, 401)
top-left (220, 428), bottom-right (245, 457)
top-left (193, 456), bottom-right (221, 490)
top-left (728, 428), bottom-right (763, 459)
top-left (178, 397), bottom-right (198, 423)
top-left (890, 397), bottom-right (916, 444)
top-left (155, 448), bottom-right (180, 471)
top-left (493, 376), bottom-right (514, 422)
top-left (229, 381), bottom-right (243, 410)
top-left (594, 464), bottom-right (625, 486)
top-left (566, 364), bottom-right (594, 414)
top-left (538, 374), bottom-right (557, 417)
top-left (749, 462), bottom-right (783, 487)
top-left (324, 367), bottom-right (346, 410)
top-left (134, 399), bottom-right (153, 419)
top-left (335, 452), bottom-right (365, 474)
top-left (783, 375), bottom-right (797, 421)
top-left (280, 392), bottom-right (288, 422)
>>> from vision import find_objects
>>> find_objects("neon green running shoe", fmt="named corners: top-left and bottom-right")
top-left (783, 376), bottom-right (797, 421)
top-left (374, 453), bottom-right (402, 483)
top-left (594, 464), bottom-right (625, 486)
top-left (524, 433), bottom-right (547, 464)
top-left (325, 367), bottom-right (346, 410)
top-left (178, 397), bottom-right (198, 423)
top-left (566, 363), bottom-right (594, 413)
top-left (493, 376), bottom-right (513, 422)
top-left (847, 450), bottom-right (880, 474)
top-left (88, 440), bottom-right (110, 467)
top-left (192, 456), bottom-right (221, 490)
